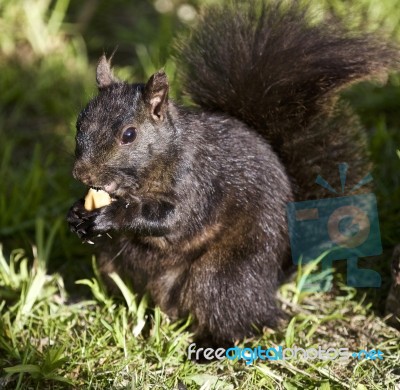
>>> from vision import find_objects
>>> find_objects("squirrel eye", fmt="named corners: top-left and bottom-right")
top-left (120, 127), bottom-right (137, 145)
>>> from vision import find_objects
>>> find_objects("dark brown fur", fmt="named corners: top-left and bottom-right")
top-left (67, 0), bottom-right (398, 345)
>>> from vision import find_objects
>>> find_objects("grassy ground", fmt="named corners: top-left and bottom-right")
top-left (1, 0), bottom-right (400, 388)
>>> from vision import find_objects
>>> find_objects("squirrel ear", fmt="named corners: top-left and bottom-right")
top-left (96, 55), bottom-right (118, 88)
top-left (143, 70), bottom-right (169, 121)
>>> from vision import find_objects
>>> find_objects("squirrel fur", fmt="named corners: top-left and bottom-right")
top-left (67, 0), bottom-right (398, 345)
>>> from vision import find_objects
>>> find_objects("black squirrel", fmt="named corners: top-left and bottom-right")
top-left (67, 1), bottom-right (398, 345)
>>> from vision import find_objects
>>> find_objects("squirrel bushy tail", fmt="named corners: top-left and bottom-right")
top-left (178, 0), bottom-right (398, 200)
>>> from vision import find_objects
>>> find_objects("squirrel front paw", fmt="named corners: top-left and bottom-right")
top-left (67, 198), bottom-right (123, 242)
top-left (67, 198), bottom-right (102, 241)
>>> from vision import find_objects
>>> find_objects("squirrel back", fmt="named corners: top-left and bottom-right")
top-left (177, 0), bottom-right (398, 200)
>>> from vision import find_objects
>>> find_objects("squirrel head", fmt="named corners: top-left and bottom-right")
top-left (73, 55), bottom-right (174, 200)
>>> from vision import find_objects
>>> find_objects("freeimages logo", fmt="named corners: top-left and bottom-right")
top-left (286, 163), bottom-right (382, 291)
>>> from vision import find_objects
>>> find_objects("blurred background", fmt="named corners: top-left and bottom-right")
top-left (0, 0), bottom-right (400, 298)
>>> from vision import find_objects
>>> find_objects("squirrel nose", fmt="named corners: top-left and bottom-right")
top-left (73, 162), bottom-right (95, 186)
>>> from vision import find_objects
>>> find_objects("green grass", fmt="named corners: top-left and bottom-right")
top-left (1, 244), bottom-right (400, 389)
top-left (1, 0), bottom-right (400, 388)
